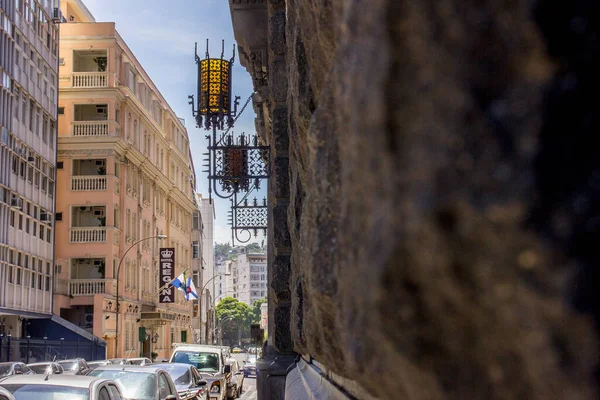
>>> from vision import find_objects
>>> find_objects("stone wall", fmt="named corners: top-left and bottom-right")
top-left (231, 0), bottom-right (600, 399)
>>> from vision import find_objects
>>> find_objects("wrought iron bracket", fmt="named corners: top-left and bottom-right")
top-left (203, 131), bottom-right (270, 200)
top-left (228, 192), bottom-right (267, 244)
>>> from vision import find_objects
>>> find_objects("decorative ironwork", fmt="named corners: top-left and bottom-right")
top-left (229, 192), bottom-right (267, 244)
top-left (203, 132), bottom-right (269, 199)
top-left (190, 39), bottom-right (270, 201)
top-left (189, 40), bottom-right (240, 131)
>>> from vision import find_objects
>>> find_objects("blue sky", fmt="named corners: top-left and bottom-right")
top-left (83, 0), bottom-right (266, 246)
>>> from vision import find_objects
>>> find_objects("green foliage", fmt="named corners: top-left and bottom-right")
top-left (214, 242), bottom-right (232, 260)
top-left (245, 242), bottom-right (263, 253)
top-left (216, 297), bottom-right (253, 326)
top-left (251, 297), bottom-right (267, 324)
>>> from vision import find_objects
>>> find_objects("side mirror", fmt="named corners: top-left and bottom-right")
top-left (15, 370), bottom-right (23, 375)
top-left (163, 396), bottom-right (177, 400)
top-left (223, 365), bottom-right (231, 374)
top-left (198, 380), bottom-right (207, 386)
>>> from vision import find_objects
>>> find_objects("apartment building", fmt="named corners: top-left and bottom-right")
top-left (0, 0), bottom-right (59, 338)
top-left (226, 250), bottom-right (266, 307)
top-left (52, 0), bottom-right (196, 359)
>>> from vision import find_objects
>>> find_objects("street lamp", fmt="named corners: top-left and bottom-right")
top-left (115, 234), bottom-right (167, 358)
top-left (197, 273), bottom-right (230, 344)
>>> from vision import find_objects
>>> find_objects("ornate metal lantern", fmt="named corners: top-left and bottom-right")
top-left (189, 40), bottom-right (239, 131)
top-left (228, 193), bottom-right (268, 244)
top-left (190, 40), bottom-right (270, 201)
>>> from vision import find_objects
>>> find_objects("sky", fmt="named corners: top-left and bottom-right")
top-left (82, 0), bottom-right (267, 246)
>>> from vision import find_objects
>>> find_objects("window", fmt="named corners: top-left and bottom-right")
top-left (192, 241), bottom-right (199, 259)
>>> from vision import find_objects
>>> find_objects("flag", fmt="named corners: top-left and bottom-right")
top-left (171, 271), bottom-right (198, 301)
top-left (184, 276), bottom-right (198, 301)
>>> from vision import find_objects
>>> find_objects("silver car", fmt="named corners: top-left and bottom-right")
top-left (26, 362), bottom-right (64, 375)
top-left (88, 365), bottom-right (179, 400)
top-left (0, 374), bottom-right (123, 400)
top-left (127, 357), bottom-right (153, 366)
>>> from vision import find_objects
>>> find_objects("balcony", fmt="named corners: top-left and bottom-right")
top-left (69, 279), bottom-right (112, 296)
top-left (72, 72), bottom-right (108, 88)
top-left (72, 121), bottom-right (109, 136)
top-left (71, 49), bottom-right (108, 89)
top-left (70, 227), bottom-right (107, 243)
top-left (70, 206), bottom-right (107, 243)
top-left (71, 104), bottom-right (111, 136)
top-left (71, 176), bottom-right (107, 191)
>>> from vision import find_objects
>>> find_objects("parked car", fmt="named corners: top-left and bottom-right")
top-left (57, 358), bottom-right (91, 375)
top-left (88, 360), bottom-right (113, 370)
top-left (26, 362), bottom-right (64, 375)
top-left (88, 365), bottom-right (179, 400)
top-left (169, 344), bottom-right (230, 400)
top-left (225, 359), bottom-right (244, 399)
top-left (151, 363), bottom-right (208, 400)
top-left (127, 357), bottom-right (153, 366)
top-left (0, 363), bottom-right (34, 378)
top-left (0, 374), bottom-right (123, 400)
top-left (242, 355), bottom-right (257, 378)
top-left (108, 358), bottom-right (132, 365)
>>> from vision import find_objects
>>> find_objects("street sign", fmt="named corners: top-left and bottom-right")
top-left (159, 248), bottom-right (175, 303)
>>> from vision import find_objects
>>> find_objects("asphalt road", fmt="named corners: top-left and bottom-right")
top-left (232, 353), bottom-right (257, 400)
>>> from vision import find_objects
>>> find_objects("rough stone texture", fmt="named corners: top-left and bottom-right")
top-left (281, 0), bottom-right (600, 399)
top-left (232, 0), bottom-right (600, 398)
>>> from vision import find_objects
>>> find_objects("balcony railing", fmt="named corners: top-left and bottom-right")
top-left (71, 175), bottom-right (107, 191)
top-left (69, 279), bottom-right (111, 296)
top-left (72, 121), bottom-right (109, 136)
top-left (72, 72), bottom-right (108, 88)
top-left (70, 227), bottom-right (107, 243)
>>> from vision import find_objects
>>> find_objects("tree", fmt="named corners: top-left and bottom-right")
top-left (215, 297), bottom-right (253, 345)
top-left (245, 242), bottom-right (263, 254)
top-left (214, 242), bottom-right (232, 260)
top-left (251, 297), bottom-right (267, 324)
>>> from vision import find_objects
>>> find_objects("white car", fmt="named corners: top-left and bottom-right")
top-left (225, 359), bottom-right (244, 399)
top-left (169, 344), bottom-right (230, 400)
top-left (0, 374), bottom-right (123, 400)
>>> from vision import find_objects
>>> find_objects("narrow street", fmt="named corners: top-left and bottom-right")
top-left (232, 353), bottom-right (257, 400)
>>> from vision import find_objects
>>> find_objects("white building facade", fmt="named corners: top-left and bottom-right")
top-left (198, 195), bottom-right (214, 343)
top-left (0, 0), bottom-right (60, 336)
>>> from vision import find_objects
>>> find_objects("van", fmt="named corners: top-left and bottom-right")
top-left (169, 344), bottom-right (231, 400)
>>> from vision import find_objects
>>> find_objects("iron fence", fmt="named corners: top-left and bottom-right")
top-left (0, 336), bottom-right (106, 363)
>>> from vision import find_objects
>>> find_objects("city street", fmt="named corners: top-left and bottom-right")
top-left (232, 353), bottom-right (257, 400)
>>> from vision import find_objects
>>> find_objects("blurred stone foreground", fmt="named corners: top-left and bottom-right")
top-left (228, 0), bottom-right (600, 399)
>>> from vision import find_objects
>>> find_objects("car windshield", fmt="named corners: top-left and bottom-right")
top-left (0, 363), bottom-right (13, 376)
top-left (1, 384), bottom-right (89, 400)
top-left (172, 351), bottom-right (219, 373)
top-left (28, 364), bottom-right (52, 374)
top-left (88, 370), bottom-right (155, 400)
top-left (160, 365), bottom-right (192, 385)
top-left (57, 361), bottom-right (78, 371)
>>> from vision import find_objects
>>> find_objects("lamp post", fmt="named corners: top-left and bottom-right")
top-left (115, 235), bottom-right (167, 358)
top-left (197, 273), bottom-right (230, 344)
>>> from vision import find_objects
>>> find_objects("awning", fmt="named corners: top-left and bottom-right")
top-left (0, 308), bottom-right (51, 319)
